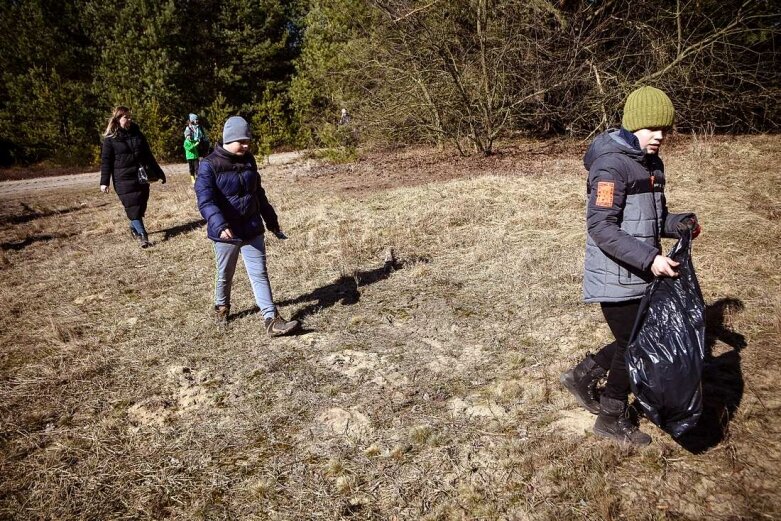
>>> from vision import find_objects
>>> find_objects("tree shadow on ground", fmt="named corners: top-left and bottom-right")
top-left (674, 297), bottom-right (747, 454)
top-left (1, 233), bottom-right (77, 251)
top-left (0, 202), bottom-right (109, 225)
top-left (155, 219), bottom-right (206, 241)
top-left (232, 252), bottom-right (430, 323)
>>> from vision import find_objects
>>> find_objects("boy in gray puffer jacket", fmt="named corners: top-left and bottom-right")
top-left (561, 86), bottom-right (701, 446)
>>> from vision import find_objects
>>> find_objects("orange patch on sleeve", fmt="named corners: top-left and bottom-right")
top-left (595, 181), bottom-right (615, 208)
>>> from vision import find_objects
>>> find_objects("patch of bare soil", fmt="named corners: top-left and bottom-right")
top-left (0, 164), bottom-right (88, 182)
top-left (273, 139), bottom-right (580, 196)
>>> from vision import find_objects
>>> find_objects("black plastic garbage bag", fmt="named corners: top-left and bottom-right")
top-left (626, 228), bottom-right (705, 438)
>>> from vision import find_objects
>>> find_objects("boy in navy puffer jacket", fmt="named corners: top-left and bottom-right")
top-left (561, 87), bottom-right (701, 446)
top-left (195, 116), bottom-right (299, 336)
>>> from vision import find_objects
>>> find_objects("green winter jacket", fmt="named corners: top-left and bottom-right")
top-left (184, 137), bottom-right (200, 160)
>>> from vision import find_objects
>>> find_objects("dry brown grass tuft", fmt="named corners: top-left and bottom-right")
top-left (1, 135), bottom-right (780, 519)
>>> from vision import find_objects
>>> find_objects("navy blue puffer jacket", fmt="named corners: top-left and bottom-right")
top-left (195, 145), bottom-right (280, 242)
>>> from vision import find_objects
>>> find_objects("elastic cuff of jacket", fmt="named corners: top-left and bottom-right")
top-left (641, 250), bottom-right (659, 271)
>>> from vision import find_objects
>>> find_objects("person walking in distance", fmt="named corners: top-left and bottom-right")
top-left (561, 86), bottom-right (701, 445)
top-left (195, 116), bottom-right (299, 336)
top-left (184, 113), bottom-right (207, 185)
top-left (100, 106), bottom-right (166, 249)
top-left (338, 107), bottom-right (350, 126)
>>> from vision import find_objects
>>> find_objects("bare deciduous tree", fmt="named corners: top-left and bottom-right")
top-left (296, 0), bottom-right (779, 153)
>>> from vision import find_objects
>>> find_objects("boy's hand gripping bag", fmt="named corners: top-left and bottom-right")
top-left (625, 228), bottom-right (706, 437)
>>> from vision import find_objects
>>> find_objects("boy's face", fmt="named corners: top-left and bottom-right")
top-left (634, 128), bottom-right (666, 154)
top-left (224, 139), bottom-right (250, 155)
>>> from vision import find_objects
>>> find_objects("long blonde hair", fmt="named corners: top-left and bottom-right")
top-left (104, 106), bottom-right (131, 137)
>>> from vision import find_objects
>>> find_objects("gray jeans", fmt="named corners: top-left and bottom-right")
top-left (212, 235), bottom-right (275, 319)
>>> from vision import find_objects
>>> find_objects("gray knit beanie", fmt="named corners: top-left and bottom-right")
top-left (223, 116), bottom-right (251, 144)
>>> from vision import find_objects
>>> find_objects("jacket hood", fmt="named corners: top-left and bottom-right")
top-left (584, 128), bottom-right (644, 170)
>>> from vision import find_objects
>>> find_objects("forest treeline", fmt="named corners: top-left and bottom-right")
top-left (0, 0), bottom-right (778, 165)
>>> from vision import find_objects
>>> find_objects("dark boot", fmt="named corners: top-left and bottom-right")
top-left (137, 234), bottom-right (151, 249)
top-left (264, 310), bottom-right (300, 337)
top-left (560, 355), bottom-right (607, 414)
top-left (593, 396), bottom-right (651, 446)
top-left (214, 305), bottom-right (230, 327)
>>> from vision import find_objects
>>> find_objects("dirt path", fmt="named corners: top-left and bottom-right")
top-left (0, 151), bottom-right (307, 201)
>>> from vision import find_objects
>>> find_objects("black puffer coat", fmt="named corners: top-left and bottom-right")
top-left (100, 123), bottom-right (165, 220)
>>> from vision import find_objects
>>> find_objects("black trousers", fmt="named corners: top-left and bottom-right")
top-left (188, 158), bottom-right (199, 177)
top-left (592, 299), bottom-right (642, 401)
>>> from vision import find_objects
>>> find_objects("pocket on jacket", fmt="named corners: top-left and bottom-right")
top-left (618, 264), bottom-right (652, 285)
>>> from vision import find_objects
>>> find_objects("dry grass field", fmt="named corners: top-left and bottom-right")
top-left (1, 135), bottom-right (779, 520)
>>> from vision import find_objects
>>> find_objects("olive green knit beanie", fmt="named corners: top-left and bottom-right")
top-left (622, 86), bottom-right (675, 132)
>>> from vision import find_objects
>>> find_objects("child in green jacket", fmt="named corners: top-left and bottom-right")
top-left (184, 113), bottom-right (206, 184)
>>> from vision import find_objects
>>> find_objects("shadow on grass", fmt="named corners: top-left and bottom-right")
top-left (282, 255), bottom-right (431, 321)
top-left (0, 202), bottom-right (109, 225)
top-left (232, 253), bottom-right (430, 323)
top-left (675, 297), bottom-right (747, 454)
top-left (1, 233), bottom-right (76, 251)
top-left (156, 218), bottom-right (206, 241)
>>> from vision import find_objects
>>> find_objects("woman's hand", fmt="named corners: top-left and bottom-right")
top-left (220, 228), bottom-right (234, 240)
top-left (100, 185), bottom-right (110, 193)
top-left (651, 255), bottom-right (680, 277)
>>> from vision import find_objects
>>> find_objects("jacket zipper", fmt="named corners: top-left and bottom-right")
top-left (647, 158), bottom-right (660, 245)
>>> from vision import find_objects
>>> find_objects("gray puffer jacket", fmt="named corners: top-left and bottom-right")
top-left (583, 129), bottom-right (692, 303)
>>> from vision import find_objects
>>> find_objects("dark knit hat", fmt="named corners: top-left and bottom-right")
top-left (622, 86), bottom-right (675, 132)
top-left (223, 116), bottom-right (251, 144)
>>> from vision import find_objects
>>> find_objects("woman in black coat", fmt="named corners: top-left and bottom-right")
top-left (100, 106), bottom-right (166, 248)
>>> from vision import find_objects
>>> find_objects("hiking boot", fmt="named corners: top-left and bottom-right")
top-left (138, 234), bottom-right (151, 249)
top-left (560, 355), bottom-right (607, 414)
top-left (214, 305), bottom-right (230, 327)
top-left (593, 396), bottom-right (652, 446)
top-left (264, 311), bottom-right (300, 337)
